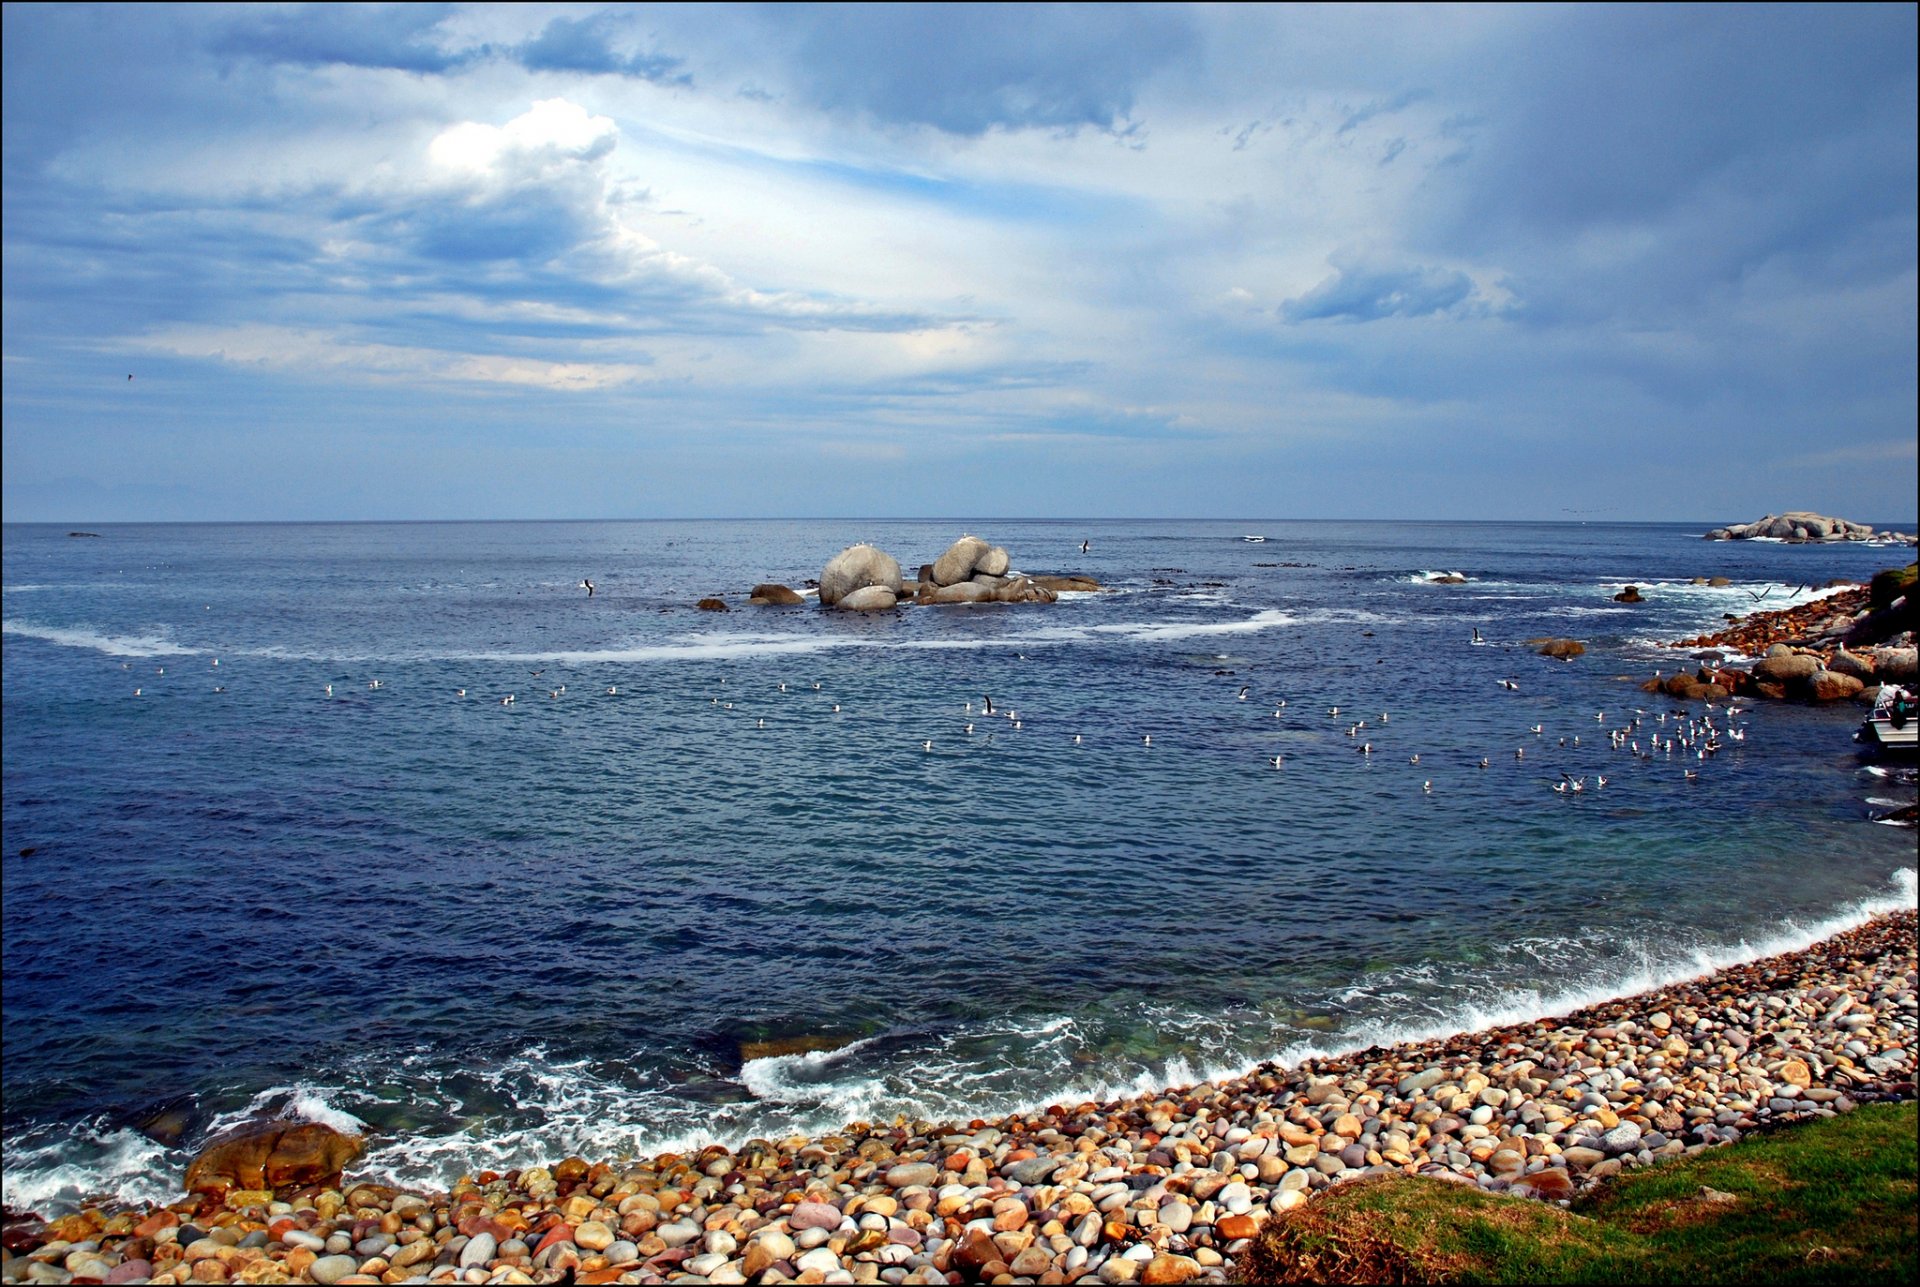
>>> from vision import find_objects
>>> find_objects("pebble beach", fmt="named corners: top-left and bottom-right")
top-left (5, 908), bottom-right (1913, 1287)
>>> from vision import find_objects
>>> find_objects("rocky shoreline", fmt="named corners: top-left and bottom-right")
top-left (1654, 565), bottom-right (1916, 705)
top-left (4, 910), bottom-right (1914, 1286)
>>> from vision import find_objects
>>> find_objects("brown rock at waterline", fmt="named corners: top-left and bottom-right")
top-left (183, 1122), bottom-right (364, 1198)
top-left (1806, 670), bottom-right (1865, 701)
top-left (835, 585), bottom-right (899, 612)
top-left (921, 581), bottom-right (994, 604)
top-left (1535, 638), bottom-right (1586, 659)
top-left (748, 584), bottom-right (805, 606)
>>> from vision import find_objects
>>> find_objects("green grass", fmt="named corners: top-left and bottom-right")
top-left (1236, 1102), bottom-right (1917, 1284)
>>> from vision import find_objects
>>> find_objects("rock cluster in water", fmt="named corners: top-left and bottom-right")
top-left (3, 912), bottom-right (1912, 1286)
top-left (796, 538), bottom-right (1099, 613)
top-left (1663, 573), bottom-right (1917, 702)
top-left (1705, 512), bottom-right (1916, 545)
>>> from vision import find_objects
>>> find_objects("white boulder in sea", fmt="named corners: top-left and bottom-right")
top-left (932, 535), bottom-right (991, 586)
top-left (819, 544), bottom-right (902, 607)
top-left (835, 584), bottom-right (899, 612)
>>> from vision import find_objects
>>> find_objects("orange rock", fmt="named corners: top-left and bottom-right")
top-left (1523, 1169), bottom-right (1576, 1200)
top-left (534, 1224), bottom-right (575, 1255)
top-left (577, 1271), bottom-right (625, 1285)
top-left (742, 1241), bottom-right (777, 1278)
top-left (47, 1214), bottom-right (100, 1243)
top-left (136, 1212), bottom-right (180, 1238)
top-left (553, 1157), bottom-right (590, 1184)
top-left (1142, 1253), bottom-right (1202, 1285)
top-left (184, 1123), bottom-right (364, 1197)
top-left (1216, 1213), bottom-right (1260, 1241)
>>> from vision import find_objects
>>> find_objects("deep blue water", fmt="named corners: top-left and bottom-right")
top-left (3, 518), bottom-right (1914, 1211)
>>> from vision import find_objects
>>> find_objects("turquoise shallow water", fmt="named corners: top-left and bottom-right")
top-left (2, 518), bottom-right (1914, 1211)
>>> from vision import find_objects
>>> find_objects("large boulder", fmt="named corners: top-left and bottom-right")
top-left (1032, 575), bottom-right (1102, 593)
top-left (835, 585), bottom-right (898, 612)
top-left (748, 583), bottom-right (805, 606)
top-left (1536, 638), bottom-right (1585, 659)
top-left (1829, 649), bottom-right (1876, 681)
top-left (1613, 585), bottom-right (1644, 603)
top-left (977, 546), bottom-right (1010, 577)
top-left (932, 536), bottom-right (991, 587)
top-left (1871, 647), bottom-right (1918, 682)
top-left (819, 545), bottom-right (902, 606)
top-left (1807, 670), bottom-right (1865, 701)
top-left (1754, 651), bottom-right (1820, 683)
top-left (184, 1122), bottom-right (363, 1198)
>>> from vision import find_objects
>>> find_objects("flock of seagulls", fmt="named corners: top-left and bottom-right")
top-left (114, 620), bottom-right (1751, 800)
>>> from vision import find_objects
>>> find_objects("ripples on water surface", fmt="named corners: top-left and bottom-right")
top-left (3, 519), bottom-right (1915, 1209)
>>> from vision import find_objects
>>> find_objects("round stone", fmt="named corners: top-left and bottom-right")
top-left (458, 1231), bottom-right (497, 1269)
top-left (789, 1201), bottom-right (844, 1231)
top-left (308, 1255), bottom-right (359, 1285)
top-left (886, 1163), bottom-right (940, 1189)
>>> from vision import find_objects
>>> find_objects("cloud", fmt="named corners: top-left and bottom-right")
top-left (512, 12), bottom-right (689, 84)
top-left (209, 3), bottom-right (475, 74)
top-left (135, 324), bottom-right (652, 391)
top-left (1281, 260), bottom-right (1481, 323)
top-left (746, 3), bottom-right (1199, 136)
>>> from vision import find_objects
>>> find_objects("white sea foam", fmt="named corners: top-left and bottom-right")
top-left (0, 1121), bottom-right (181, 1215)
top-left (1088, 609), bottom-right (1295, 642)
top-left (1, 620), bottom-right (201, 657)
top-left (8, 868), bottom-right (1912, 1215)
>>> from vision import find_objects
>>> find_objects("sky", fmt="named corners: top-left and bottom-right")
top-left (2, 3), bottom-right (1915, 523)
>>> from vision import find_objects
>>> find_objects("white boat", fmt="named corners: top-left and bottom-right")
top-left (1855, 684), bottom-right (1918, 751)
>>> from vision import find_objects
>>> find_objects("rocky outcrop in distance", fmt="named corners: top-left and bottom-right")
top-left (796, 537), bottom-right (1102, 612)
top-left (1705, 512), bottom-right (1915, 545)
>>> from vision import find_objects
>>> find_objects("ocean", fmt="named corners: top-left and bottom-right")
top-left (3, 518), bottom-right (1914, 1214)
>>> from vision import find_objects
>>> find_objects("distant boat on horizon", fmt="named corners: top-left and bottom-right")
top-left (1242, 535), bottom-right (1267, 543)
